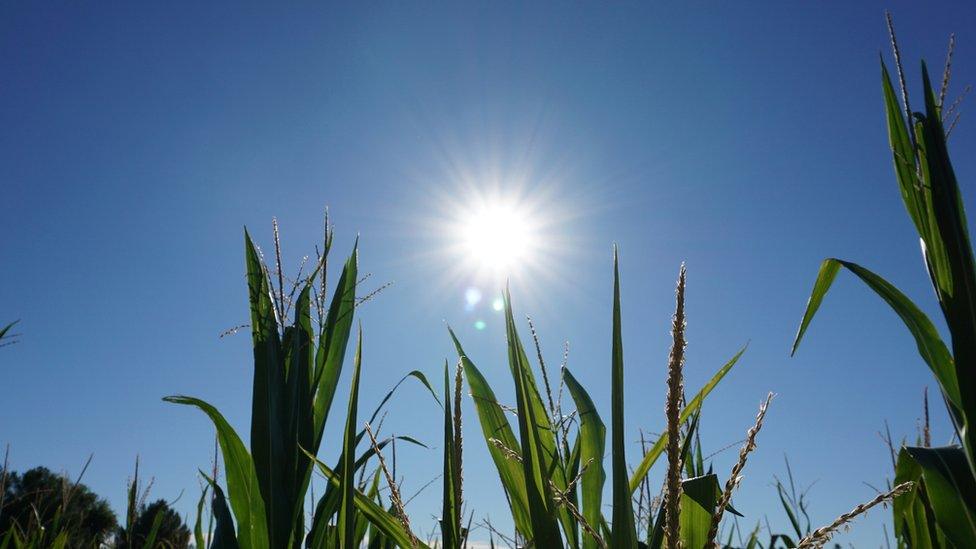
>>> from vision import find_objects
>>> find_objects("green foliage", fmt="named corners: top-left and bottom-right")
top-left (116, 460), bottom-right (189, 549)
top-left (115, 500), bottom-right (189, 549)
top-left (0, 465), bottom-right (117, 548)
top-left (166, 222), bottom-right (425, 548)
top-left (609, 251), bottom-right (637, 548)
top-left (440, 362), bottom-right (463, 549)
top-left (563, 368), bottom-right (605, 549)
top-left (337, 328), bottom-right (363, 549)
top-left (451, 252), bottom-right (747, 548)
top-left (792, 32), bottom-right (976, 548)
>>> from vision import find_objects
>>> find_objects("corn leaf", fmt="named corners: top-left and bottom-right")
top-left (194, 485), bottom-right (209, 549)
top-left (356, 470), bottom-right (382, 545)
top-left (678, 474), bottom-right (721, 549)
top-left (164, 396), bottom-right (266, 549)
top-left (304, 450), bottom-right (428, 548)
top-left (285, 285), bottom-right (315, 546)
top-left (141, 506), bottom-right (166, 549)
top-left (904, 446), bottom-right (976, 547)
top-left (370, 370), bottom-right (442, 425)
top-left (441, 362), bottom-right (462, 549)
top-left (202, 473), bottom-right (241, 549)
top-left (893, 448), bottom-right (942, 549)
top-left (503, 289), bottom-right (565, 548)
top-left (774, 481), bottom-right (803, 541)
top-left (306, 434), bottom-right (426, 547)
top-left (647, 474), bottom-right (736, 549)
top-left (609, 249), bottom-right (636, 548)
top-left (790, 258), bottom-right (961, 419)
top-left (313, 241), bottom-right (359, 450)
top-left (449, 328), bottom-right (533, 538)
top-left (243, 230), bottom-right (288, 548)
top-left (918, 63), bottom-right (976, 477)
top-left (339, 327), bottom-right (364, 548)
top-left (563, 367), bottom-right (606, 549)
top-left (881, 61), bottom-right (941, 269)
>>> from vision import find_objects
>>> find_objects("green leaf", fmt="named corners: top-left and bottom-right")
top-left (285, 285), bottom-right (315, 547)
top-left (609, 249), bottom-right (636, 549)
top-left (304, 449), bottom-right (428, 548)
top-left (790, 259), bottom-right (841, 356)
top-left (744, 522), bottom-right (762, 549)
top-left (141, 506), bottom-right (166, 549)
top-left (339, 327), bottom-right (364, 549)
top-left (313, 241), bottom-right (359, 451)
top-left (164, 397), bottom-right (267, 549)
top-left (790, 258), bottom-right (961, 418)
top-left (243, 229), bottom-right (288, 548)
top-left (306, 435), bottom-right (426, 547)
top-left (504, 289), bottom-right (565, 548)
top-left (893, 448), bottom-right (941, 549)
top-left (356, 469), bottom-right (382, 545)
top-left (202, 473), bottom-right (241, 549)
top-left (126, 461), bottom-right (139, 535)
top-left (563, 367), bottom-right (607, 549)
top-left (449, 328), bottom-right (533, 538)
top-left (647, 473), bottom-right (735, 549)
top-left (369, 370), bottom-right (442, 425)
top-left (194, 485), bottom-right (210, 549)
top-left (905, 446), bottom-right (976, 547)
top-left (918, 63), bottom-right (976, 478)
top-left (679, 474), bottom-right (722, 549)
top-left (50, 531), bottom-right (68, 549)
top-left (774, 480), bottom-right (803, 541)
top-left (441, 362), bottom-right (461, 549)
top-left (881, 60), bottom-right (935, 258)
top-left (629, 347), bottom-right (747, 493)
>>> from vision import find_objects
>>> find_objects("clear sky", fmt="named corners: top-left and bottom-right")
top-left (2, 2), bottom-right (975, 546)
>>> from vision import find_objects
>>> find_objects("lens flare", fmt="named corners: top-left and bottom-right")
top-left (464, 287), bottom-right (482, 310)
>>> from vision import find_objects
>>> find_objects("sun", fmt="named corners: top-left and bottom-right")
top-left (461, 201), bottom-right (536, 274)
top-left (415, 165), bottom-right (580, 309)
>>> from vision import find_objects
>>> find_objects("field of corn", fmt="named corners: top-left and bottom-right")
top-left (3, 14), bottom-right (976, 549)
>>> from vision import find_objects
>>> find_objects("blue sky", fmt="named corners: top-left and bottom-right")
top-left (2, 2), bottom-right (975, 545)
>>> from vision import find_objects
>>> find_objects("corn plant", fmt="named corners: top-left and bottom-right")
top-left (448, 251), bottom-right (755, 548)
top-left (792, 17), bottom-right (976, 548)
top-left (115, 459), bottom-right (170, 549)
top-left (440, 361), bottom-right (465, 549)
top-left (167, 221), bottom-right (428, 548)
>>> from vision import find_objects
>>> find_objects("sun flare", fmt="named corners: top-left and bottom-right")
top-left (419, 161), bottom-right (580, 308)
top-left (461, 201), bottom-right (535, 274)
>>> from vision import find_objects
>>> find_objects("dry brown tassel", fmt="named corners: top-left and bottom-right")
top-left (453, 359), bottom-right (464, 542)
top-left (706, 392), bottom-right (774, 547)
top-left (664, 264), bottom-right (687, 549)
top-left (364, 422), bottom-right (417, 547)
top-left (796, 482), bottom-right (914, 548)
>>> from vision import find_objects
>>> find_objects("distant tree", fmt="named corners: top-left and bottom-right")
top-left (0, 466), bottom-right (117, 547)
top-left (115, 498), bottom-right (190, 549)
